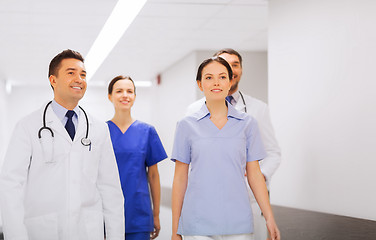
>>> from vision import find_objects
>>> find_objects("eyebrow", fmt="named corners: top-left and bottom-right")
top-left (203, 72), bottom-right (227, 76)
top-left (65, 68), bottom-right (87, 74)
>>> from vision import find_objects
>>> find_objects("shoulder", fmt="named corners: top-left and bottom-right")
top-left (242, 94), bottom-right (269, 112)
top-left (133, 120), bottom-right (153, 129)
top-left (176, 115), bottom-right (197, 132)
top-left (242, 93), bottom-right (268, 108)
top-left (242, 113), bottom-right (260, 131)
top-left (17, 105), bottom-right (44, 128)
top-left (186, 97), bottom-right (205, 116)
top-left (131, 120), bottom-right (156, 132)
top-left (86, 112), bottom-right (108, 133)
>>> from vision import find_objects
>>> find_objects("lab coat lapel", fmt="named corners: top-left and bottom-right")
top-left (45, 106), bottom-right (74, 143)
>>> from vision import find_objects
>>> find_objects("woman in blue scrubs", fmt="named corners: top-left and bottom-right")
top-left (171, 57), bottom-right (280, 240)
top-left (107, 75), bottom-right (167, 240)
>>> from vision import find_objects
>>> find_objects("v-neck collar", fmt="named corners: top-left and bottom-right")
top-left (193, 101), bottom-right (247, 121)
top-left (191, 102), bottom-right (247, 132)
top-left (108, 120), bottom-right (138, 135)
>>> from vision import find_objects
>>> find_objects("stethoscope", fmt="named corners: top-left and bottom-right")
top-left (38, 101), bottom-right (91, 147)
top-left (238, 91), bottom-right (247, 113)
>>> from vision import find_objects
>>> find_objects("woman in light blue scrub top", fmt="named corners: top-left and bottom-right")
top-left (107, 75), bottom-right (167, 240)
top-left (171, 57), bottom-right (280, 240)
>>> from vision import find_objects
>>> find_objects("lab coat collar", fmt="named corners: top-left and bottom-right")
top-left (44, 101), bottom-right (90, 144)
top-left (231, 90), bottom-right (241, 104)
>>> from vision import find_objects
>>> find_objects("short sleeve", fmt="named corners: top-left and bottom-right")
top-left (146, 126), bottom-right (168, 167)
top-left (171, 120), bottom-right (191, 164)
top-left (246, 118), bottom-right (267, 162)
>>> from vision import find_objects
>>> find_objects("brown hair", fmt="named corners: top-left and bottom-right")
top-left (108, 75), bottom-right (136, 95)
top-left (49, 49), bottom-right (84, 77)
top-left (213, 48), bottom-right (243, 67)
top-left (196, 56), bottom-right (233, 82)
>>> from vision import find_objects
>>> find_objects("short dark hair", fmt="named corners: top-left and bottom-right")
top-left (108, 75), bottom-right (136, 95)
top-left (49, 49), bottom-right (84, 77)
top-left (196, 56), bottom-right (233, 82)
top-left (213, 48), bottom-right (243, 67)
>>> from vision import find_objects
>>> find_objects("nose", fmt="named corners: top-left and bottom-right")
top-left (213, 77), bottom-right (220, 86)
top-left (74, 74), bottom-right (85, 83)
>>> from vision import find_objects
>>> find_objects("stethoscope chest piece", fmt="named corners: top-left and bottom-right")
top-left (81, 138), bottom-right (91, 146)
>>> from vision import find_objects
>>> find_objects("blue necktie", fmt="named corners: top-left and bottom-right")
top-left (226, 95), bottom-right (234, 105)
top-left (65, 110), bottom-right (76, 140)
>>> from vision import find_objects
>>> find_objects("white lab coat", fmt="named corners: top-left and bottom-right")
top-left (0, 103), bottom-right (125, 240)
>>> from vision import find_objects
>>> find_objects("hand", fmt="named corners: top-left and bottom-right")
top-left (171, 234), bottom-right (182, 240)
top-left (150, 216), bottom-right (161, 239)
top-left (266, 218), bottom-right (281, 240)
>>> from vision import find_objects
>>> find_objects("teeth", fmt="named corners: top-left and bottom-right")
top-left (72, 87), bottom-right (81, 89)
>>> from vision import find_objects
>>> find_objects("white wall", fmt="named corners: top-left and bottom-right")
top-left (151, 51), bottom-right (198, 188)
top-left (269, 0), bottom-right (376, 220)
top-left (0, 80), bottom-right (7, 166)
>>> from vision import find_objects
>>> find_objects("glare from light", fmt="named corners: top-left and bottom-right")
top-left (5, 80), bottom-right (12, 94)
top-left (134, 81), bottom-right (152, 87)
top-left (85, 0), bottom-right (147, 81)
top-left (88, 80), bottom-right (152, 88)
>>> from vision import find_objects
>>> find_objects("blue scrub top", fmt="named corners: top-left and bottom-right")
top-left (171, 103), bottom-right (266, 236)
top-left (107, 120), bottom-right (167, 233)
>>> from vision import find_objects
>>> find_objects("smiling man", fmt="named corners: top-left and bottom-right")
top-left (0, 49), bottom-right (125, 240)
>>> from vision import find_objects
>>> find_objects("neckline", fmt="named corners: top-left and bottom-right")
top-left (108, 119), bottom-right (137, 134)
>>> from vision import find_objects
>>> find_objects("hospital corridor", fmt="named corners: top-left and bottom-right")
top-left (0, 0), bottom-right (376, 239)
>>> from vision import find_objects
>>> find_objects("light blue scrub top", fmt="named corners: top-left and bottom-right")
top-left (107, 120), bottom-right (167, 233)
top-left (171, 103), bottom-right (266, 236)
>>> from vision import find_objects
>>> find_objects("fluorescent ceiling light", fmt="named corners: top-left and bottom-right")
top-left (88, 80), bottom-right (152, 88)
top-left (6, 80), bottom-right (12, 94)
top-left (134, 81), bottom-right (152, 87)
top-left (85, 0), bottom-right (147, 81)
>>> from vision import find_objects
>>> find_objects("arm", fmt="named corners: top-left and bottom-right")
top-left (258, 106), bottom-right (281, 185)
top-left (97, 127), bottom-right (125, 240)
top-left (0, 121), bottom-right (31, 240)
top-left (246, 161), bottom-right (280, 240)
top-left (171, 161), bottom-right (189, 240)
top-left (148, 164), bottom-right (161, 239)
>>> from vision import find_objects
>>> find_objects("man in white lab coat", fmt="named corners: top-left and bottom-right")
top-left (186, 48), bottom-right (281, 240)
top-left (0, 49), bottom-right (124, 240)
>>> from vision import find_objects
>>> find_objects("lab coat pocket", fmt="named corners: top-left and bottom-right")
top-left (82, 210), bottom-right (104, 240)
top-left (24, 213), bottom-right (59, 240)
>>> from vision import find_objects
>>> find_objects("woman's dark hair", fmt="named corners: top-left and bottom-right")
top-left (108, 75), bottom-right (136, 95)
top-left (196, 56), bottom-right (233, 82)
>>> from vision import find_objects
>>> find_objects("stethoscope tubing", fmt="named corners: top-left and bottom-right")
top-left (238, 91), bottom-right (247, 113)
top-left (38, 101), bottom-right (91, 147)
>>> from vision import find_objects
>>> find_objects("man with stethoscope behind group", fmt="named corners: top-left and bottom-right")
top-left (0, 49), bottom-right (124, 240)
top-left (186, 48), bottom-right (281, 240)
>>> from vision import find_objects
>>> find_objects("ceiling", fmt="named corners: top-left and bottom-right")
top-left (0, 0), bottom-right (268, 89)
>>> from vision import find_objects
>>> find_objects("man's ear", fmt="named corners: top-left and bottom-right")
top-left (196, 80), bottom-right (203, 91)
top-left (49, 75), bottom-right (57, 89)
